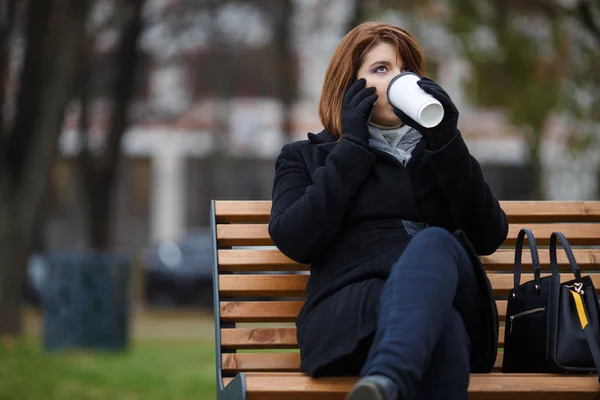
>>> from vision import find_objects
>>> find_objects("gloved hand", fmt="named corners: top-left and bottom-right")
top-left (341, 78), bottom-right (378, 147)
top-left (393, 77), bottom-right (459, 150)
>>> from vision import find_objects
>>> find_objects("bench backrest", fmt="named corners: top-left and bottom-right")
top-left (211, 200), bottom-right (600, 390)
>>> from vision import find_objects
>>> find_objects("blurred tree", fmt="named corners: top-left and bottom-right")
top-left (275, 0), bottom-right (294, 139)
top-left (537, 0), bottom-right (600, 46)
top-left (76, 0), bottom-right (145, 249)
top-left (348, 0), bottom-right (388, 33)
top-left (448, 0), bottom-right (566, 199)
top-left (381, 0), bottom-right (600, 45)
top-left (0, 0), bottom-right (17, 132)
top-left (348, 0), bottom-right (368, 32)
top-left (0, 0), bottom-right (90, 336)
top-left (208, 0), bottom-right (297, 197)
top-left (452, 0), bottom-right (600, 199)
top-left (209, 0), bottom-right (235, 200)
top-left (382, 0), bottom-right (599, 199)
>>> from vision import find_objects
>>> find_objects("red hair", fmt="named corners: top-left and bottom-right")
top-left (319, 22), bottom-right (426, 138)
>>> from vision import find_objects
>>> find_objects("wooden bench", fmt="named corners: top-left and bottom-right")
top-left (211, 200), bottom-right (600, 400)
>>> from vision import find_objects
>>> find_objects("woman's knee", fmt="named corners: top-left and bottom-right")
top-left (410, 227), bottom-right (467, 263)
top-left (390, 227), bottom-right (470, 288)
top-left (412, 227), bottom-right (456, 248)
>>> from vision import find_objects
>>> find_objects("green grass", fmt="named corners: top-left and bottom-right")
top-left (0, 338), bottom-right (217, 400)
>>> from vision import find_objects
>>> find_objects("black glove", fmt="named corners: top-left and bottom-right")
top-left (393, 77), bottom-right (459, 150)
top-left (341, 78), bottom-right (378, 147)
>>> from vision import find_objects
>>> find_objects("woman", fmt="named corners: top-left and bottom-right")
top-left (268, 21), bottom-right (508, 400)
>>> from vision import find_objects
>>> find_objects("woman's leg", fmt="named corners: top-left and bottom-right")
top-left (358, 227), bottom-right (475, 399)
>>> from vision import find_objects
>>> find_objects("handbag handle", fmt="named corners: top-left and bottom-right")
top-left (550, 232), bottom-right (581, 280)
top-left (514, 228), bottom-right (542, 293)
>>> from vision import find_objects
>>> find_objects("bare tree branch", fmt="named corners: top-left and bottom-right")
top-left (16, 0), bottom-right (91, 247)
top-left (0, 0), bottom-right (91, 336)
top-left (105, 0), bottom-right (144, 173)
top-left (276, 0), bottom-right (294, 139)
top-left (503, 0), bottom-right (600, 45)
top-left (76, 0), bottom-right (145, 249)
top-left (5, 0), bottom-right (54, 190)
top-left (77, 36), bottom-right (94, 199)
top-left (576, 0), bottom-right (600, 46)
top-left (76, 14), bottom-right (118, 246)
top-left (0, 0), bottom-right (18, 144)
top-left (347, 0), bottom-right (366, 33)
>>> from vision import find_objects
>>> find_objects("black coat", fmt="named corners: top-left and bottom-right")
top-left (268, 129), bottom-right (509, 377)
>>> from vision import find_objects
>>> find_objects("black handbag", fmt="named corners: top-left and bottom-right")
top-left (502, 229), bottom-right (600, 380)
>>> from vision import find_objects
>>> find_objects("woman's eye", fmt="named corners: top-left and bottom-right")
top-left (375, 66), bottom-right (387, 73)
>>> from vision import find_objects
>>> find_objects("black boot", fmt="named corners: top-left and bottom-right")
top-left (345, 375), bottom-right (400, 400)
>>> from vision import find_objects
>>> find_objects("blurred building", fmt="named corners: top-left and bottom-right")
top-left (43, 0), bottom-right (599, 254)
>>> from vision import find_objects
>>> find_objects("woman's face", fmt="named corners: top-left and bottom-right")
top-left (356, 41), bottom-right (406, 126)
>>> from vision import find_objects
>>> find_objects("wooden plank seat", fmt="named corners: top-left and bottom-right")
top-left (211, 200), bottom-right (600, 399)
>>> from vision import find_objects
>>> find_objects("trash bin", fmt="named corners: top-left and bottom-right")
top-left (41, 252), bottom-right (131, 352)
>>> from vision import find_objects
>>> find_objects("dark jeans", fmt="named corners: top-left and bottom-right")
top-left (361, 227), bottom-right (475, 400)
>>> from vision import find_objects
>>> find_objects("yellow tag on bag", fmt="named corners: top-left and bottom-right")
top-left (570, 289), bottom-right (589, 330)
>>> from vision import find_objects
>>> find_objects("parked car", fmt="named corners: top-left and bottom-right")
top-left (142, 228), bottom-right (214, 308)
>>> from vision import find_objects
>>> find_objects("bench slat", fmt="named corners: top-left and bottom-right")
top-left (498, 300), bottom-right (506, 320)
top-left (218, 250), bottom-right (309, 271)
top-left (220, 327), bottom-right (507, 349)
top-left (217, 224), bottom-right (274, 247)
top-left (220, 300), bottom-right (509, 323)
top-left (480, 249), bottom-right (600, 271)
top-left (502, 201), bottom-right (600, 223)
top-left (217, 223), bottom-right (600, 247)
top-left (506, 224), bottom-right (600, 245)
top-left (222, 353), bottom-right (505, 375)
top-left (219, 274), bottom-right (600, 297)
top-left (214, 201), bottom-right (600, 223)
top-left (215, 200), bottom-right (272, 223)
top-left (223, 353), bottom-right (301, 374)
top-left (218, 249), bottom-right (600, 272)
top-left (223, 372), bottom-right (600, 400)
top-left (221, 301), bottom-right (304, 323)
top-left (219, 275), bottom-right (309, 297)
top-left (222, 328), bottom-right (298, 349)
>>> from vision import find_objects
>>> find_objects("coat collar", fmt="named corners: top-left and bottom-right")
top-left (307, 129), bottom-right (426, 169)
top-left (308, 130), bottom-right (338, 153)
top-left (308, 130), bottom-right (336, 144)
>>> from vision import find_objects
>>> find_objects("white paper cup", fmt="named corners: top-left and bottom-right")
top-left (387, 72), bottom-right (444, 128)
